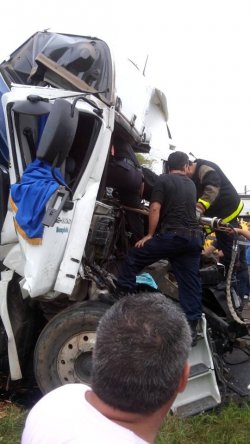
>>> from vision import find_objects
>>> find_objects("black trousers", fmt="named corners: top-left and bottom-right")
top-left (117, 231), bottom-right (203, 321)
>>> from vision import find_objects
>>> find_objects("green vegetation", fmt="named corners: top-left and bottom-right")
top-left (0, 402), bottom-right (27, 444)
top-left (0, 401), bottom-right (249, 443)
top-left (136, 152), bottom-right (157, 169)
top-left (156, 403), bottom-right (250, 444)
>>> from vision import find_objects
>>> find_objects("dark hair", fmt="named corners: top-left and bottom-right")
top-left (168, 151), bottom-right (189, 171)
top-left (91, 292), bottom-right (191, 414)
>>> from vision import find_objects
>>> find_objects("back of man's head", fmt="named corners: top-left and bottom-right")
top-left (91, 293), bottom-right (191, 415)
top-left (167, 151), bottom-right (189, 171)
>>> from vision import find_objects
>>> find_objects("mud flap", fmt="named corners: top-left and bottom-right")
top-left (0, 269), bottom-right (22, 380)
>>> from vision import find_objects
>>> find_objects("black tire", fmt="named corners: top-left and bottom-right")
top-left (34, 301), bottom-right (109, 394)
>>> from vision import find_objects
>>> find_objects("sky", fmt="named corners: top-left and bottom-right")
top-left (1, 0), bottom-right (249, 192)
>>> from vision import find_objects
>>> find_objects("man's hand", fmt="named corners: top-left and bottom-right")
top-left (196, 203), bottom-right (205, 221)
top-left (135, 234), bottom-right (153, 248)
top-left (135, 201), bottom-right (160, 248)
top-left (224, 227), bottom-right (236, 235)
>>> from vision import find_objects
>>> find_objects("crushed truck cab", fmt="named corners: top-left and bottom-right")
top-left (0, 31), bottom-right (170, 298)
top-left (0, 31), bottom-right (249, 417)
top-left (0, 31), bottom-right (171, 381)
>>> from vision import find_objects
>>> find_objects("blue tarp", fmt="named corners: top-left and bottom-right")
top-left (10, 159), bottom-right (65, 243)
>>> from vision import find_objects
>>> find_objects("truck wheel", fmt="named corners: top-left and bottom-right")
top-left (33, 301), bottom-right (109, 394)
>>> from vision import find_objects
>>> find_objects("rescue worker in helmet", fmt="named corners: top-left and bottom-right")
top-left (185, 155), bottom-right (243, 274)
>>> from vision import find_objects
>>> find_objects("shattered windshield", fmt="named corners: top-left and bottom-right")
top-left (0, 32), bottom-right (113, 103)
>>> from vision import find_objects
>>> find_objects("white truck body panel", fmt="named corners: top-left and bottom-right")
top-left (0, 32), bottom-right (171, 299)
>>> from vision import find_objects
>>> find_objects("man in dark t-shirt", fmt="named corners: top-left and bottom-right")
top-left (117, 151), bottom-right (203, 345)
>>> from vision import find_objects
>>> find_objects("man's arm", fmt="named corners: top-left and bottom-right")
top-left (135, 201), bottom-right (161, 248)
top-left (197, 165), bottom-right (221, 213)
top-left (148, 201), bottom-right (161, 236)
top-left (232, 228), bottom-right (250, 241)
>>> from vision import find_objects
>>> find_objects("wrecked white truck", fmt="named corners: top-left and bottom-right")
top-left (0, 31), bottom-right (249, 417)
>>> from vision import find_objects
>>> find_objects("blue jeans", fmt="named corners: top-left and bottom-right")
top-left (117, 231), bottom-right (203, 321)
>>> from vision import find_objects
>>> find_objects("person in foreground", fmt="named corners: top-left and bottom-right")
top-left (22, 293), bottom-right (191, 444)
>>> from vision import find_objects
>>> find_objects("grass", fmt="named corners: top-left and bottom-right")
top-left (0, 402), bottom-right (27, 444)
top-left (156, 403), bottom-right (250, 444)
top-left (0, 401), bottom-right (249, 443)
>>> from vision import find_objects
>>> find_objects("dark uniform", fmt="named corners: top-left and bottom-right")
top-left (106, 136), bottom-right (144, 243)
top-left (117, 172), bottom-right (203, 322)
top-left (141, 166), bottom-right (158, 201)
top-left (235, 237), bottom-right (249, 302)
top-left (191, 159), bottom-right (243, 272)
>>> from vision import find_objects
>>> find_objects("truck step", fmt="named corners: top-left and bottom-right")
top-left (171, 314), bottom-right (221, 417)
top-left (174, 395), bottom-right (219, 417)
top-left (189, 363), bottom-right (210, 378)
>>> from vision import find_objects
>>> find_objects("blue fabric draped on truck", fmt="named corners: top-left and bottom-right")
top-left (10, 159), bottom-right (65, 244)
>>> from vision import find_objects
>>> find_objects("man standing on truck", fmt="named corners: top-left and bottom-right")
top-left (117, 151), bottom-right (203, 346)
top-left (106, 134), bottom-right (145, 243)
top-left (186, 156), bottom-right (243, 274)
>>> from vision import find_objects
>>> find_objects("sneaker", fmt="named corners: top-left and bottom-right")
top-left (243, 295), bottom-right (250, 306)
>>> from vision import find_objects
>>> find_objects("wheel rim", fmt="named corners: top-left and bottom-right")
top-left (57, 331), bottom-right (96, 384)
